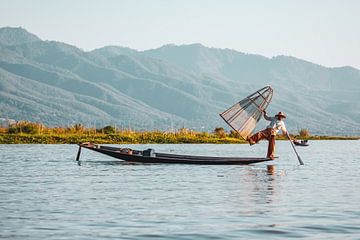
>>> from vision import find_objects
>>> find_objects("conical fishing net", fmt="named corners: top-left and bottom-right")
top-left (220, 86), bottom-right (273, 140)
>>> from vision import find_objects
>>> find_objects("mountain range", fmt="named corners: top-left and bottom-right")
top-left (1, 27), bottom-right (359, 135)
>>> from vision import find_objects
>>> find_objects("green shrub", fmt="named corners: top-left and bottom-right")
top-left (8, 121), bottom-right (42, 134)
top-left (214, 127), bottom-right (226, 138)
top-left (299, 128), bottom-right (310, 137)
top-left (101, 125), bottom-right (116, 134)
top-left (229, 130), bottom-right (240, 138)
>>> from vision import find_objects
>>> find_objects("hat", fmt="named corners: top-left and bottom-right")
top-left (275, 112), bottom-right (286, 118)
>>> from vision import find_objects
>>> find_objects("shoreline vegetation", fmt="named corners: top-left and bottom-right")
top-left (0, 122), bottom-right (358, 144)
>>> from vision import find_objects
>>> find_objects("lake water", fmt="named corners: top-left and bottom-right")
top-left (1, 141), bottom-right (360, 239)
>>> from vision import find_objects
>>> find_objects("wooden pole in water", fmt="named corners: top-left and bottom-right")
top-left (76, 145), bottom-right (82, 161)
top-left (286, 132), bottom-right (304, 165)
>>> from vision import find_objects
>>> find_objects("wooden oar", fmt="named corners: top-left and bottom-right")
top-left (286, 132), bottom-right (304, 165)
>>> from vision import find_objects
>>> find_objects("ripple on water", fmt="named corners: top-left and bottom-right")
top-left (0, 142), bottom-right (360, 239)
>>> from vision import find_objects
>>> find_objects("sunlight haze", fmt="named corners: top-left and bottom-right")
top-left (0, 0), bottom-right (359, 68)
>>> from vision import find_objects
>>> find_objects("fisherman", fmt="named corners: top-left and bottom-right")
top-left (247, 111), bottom-right (288, 160)
top-left (293, 136), bottom-right (300, 145)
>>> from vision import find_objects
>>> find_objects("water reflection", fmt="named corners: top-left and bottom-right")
top-left (267, 165), bottom-right (276, 175)
top-left (233, 164), bottom-right (283, 217)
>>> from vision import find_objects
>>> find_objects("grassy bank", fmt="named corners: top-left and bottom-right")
top-left (0, 132), bottom-right (244, 144)
top-left (0, 132), bottom-right (358, 144)
top-left (0, 122), bottom-right (358, 144)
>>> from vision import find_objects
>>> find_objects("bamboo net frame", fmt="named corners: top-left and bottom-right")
top-left (219, 86), bottom-right (273, 140)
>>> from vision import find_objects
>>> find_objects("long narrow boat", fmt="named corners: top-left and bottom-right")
top-left (77, 143), bottom-right (273, 165)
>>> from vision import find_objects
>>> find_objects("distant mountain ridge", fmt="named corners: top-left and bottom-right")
top-left (0, 27), bottom-right (41, 46)
top-left (0, 27), bottom-right (359, 135)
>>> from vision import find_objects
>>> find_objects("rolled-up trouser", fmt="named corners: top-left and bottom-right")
top-left (248, 128), bottom-right (276, 159)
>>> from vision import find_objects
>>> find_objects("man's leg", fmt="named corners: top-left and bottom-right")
top-left (267, 133), bottom-right (276, 159)
top-left (248, 129), bottom-right (268, 145)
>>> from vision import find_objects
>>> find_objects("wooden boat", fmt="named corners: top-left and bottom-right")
top-left (293, 140), bottom-right (309, 147)
top-left (77, 143), bottom-right (273, 165)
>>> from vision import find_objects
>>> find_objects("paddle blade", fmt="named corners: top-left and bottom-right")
top-left (298, 156), bottom-right (304, 165)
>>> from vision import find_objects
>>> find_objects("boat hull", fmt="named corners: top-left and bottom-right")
top-left (294, 142), bottom-right (309, 147)
top-left (79, 144), bottom-right (273, 165)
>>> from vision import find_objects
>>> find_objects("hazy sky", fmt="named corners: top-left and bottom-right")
top-left (1, 0), bottom-right (359, 69)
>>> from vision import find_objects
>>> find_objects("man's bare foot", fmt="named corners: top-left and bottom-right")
top-left (246, 137), bottom-right (254, 146)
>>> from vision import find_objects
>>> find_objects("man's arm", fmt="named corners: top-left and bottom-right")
top-left (281, 124), bottom-right (288, 137)
top-left (263, 110), bottom-right (272, 121)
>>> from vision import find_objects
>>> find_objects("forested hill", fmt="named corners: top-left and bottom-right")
top-left (1, 27), bottom-right (360, 135)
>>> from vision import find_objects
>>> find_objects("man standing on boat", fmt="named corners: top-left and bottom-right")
top-left (247, 111), bottom-right (288, 160)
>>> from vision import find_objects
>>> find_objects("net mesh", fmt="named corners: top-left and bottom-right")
top-left (220, 86), bottom-right (273, 140)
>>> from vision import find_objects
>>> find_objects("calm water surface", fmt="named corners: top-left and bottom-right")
top-left (1, 141), bottom-right (360, 239)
